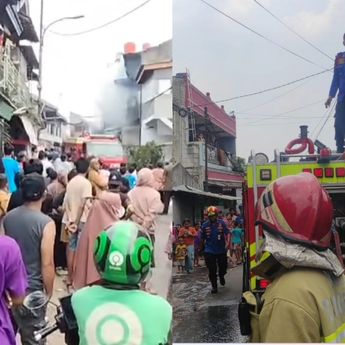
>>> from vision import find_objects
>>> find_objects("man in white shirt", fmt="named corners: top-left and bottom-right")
top-left (38, 150), bottom-right (54, 177)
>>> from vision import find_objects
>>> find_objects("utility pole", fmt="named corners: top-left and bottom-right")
top-left (139, 84), bottom-right (142, 146)
top-left (37, 0), bottom-right (44, 120)
top-left (204, 107), bottom-right (209, 192)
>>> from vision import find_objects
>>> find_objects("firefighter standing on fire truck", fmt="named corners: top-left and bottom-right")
top-left (244, 173), bottom-right (345, 342)
top-left (201, 206), bottom-right (230, 294)
top-left (325, 33), bottom-right (345, 153)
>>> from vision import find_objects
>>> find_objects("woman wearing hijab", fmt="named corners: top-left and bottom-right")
top-left (72, 183), bottom-right (125, 290)
top-left (127, 168), bottom-right (164, 293)
top-left (88, 158), bottom-right (108, 196)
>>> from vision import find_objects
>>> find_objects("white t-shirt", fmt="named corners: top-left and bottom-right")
top-left (41, 159), bottom-right (54, 177)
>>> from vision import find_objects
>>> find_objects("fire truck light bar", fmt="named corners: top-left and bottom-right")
top-left (303, 168), bottom-right (345, 178)
top-left (313, 168), bottom-right (323, 178)
top-left (325, 168), bottom-right (334, 178)
top-left (336, 167), bottom-right (345, 177)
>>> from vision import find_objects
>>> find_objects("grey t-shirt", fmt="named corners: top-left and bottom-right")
top-left (3, 205), bottom-right (52, 292)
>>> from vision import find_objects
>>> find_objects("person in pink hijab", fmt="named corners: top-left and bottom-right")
top-left (151, 162), bottom-right (165, 191)
top-left (72, 187), bottom-right (125, 290)
top-left (127, 168), bottom-right (164, 293)
top-left (127, 168), bottom-right (164, 234)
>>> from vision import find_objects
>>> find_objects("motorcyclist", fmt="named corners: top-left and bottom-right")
top-left (244, 173), bottom-right (345, 342)
top-left (71, 220), bottom-right (172, 345)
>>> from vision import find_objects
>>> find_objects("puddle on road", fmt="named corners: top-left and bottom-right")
top-left (173, 267), bottom-right (248, 343)
top-left (173, 304), bottom-right (249, 343)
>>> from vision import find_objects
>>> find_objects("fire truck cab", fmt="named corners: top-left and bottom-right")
top-left (63, 134), bottom-right (127, 168)
top-left (243, 126), bottom-right (345, 295)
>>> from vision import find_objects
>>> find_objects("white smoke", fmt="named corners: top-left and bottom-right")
top-left (95, 54), bottom-right (139, 132)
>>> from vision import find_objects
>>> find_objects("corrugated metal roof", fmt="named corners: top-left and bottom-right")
top-left (173, 185), bottom-right (240, 201)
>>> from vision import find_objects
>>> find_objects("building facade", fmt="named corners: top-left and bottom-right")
top-left (136, 40), bottom-right (172, 160)
top-left (0, 0), bottom-right (40, 155)
top-left (99, 40), bottom-right (172, 161)
top-left (38, 102), bottom-right (67, 149)
top-left (173, 73), bottom-right (243, 193)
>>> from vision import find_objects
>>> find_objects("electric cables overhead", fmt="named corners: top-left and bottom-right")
top-left (253, 0), bottom-right (333, 61)
top-left (194, 67), bottom-right (332, 108)
top-left (311, 102), bottom-right (336, 140)
top-left (239, 98), bottom-right (324, 126)
top-left (198, 0), bottom-right (328, 70)
top-left (49, 0), bottom-right (152, 37)
top-left (237, 78), bottom-right (313, 113)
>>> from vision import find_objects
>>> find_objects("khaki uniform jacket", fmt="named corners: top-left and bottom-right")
top-left (251, 267), bottom-right (345, 343)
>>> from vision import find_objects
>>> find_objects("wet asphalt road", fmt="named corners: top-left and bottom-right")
top-left (173, 264), bottom-right (248, 343)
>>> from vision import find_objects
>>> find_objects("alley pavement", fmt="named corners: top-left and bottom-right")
top-left (173, 263), bottom-right (248, 343)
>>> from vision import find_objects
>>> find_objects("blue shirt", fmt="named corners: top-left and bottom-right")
top-left (2, 157), bottom-right (20, 193)
top-left (201, 219), bottom-right (229, 255)
top-left (231, 227), bottom-right (243, 245)
top-left (329, 52), bottom-right (345, 102)
top-left (127, 174), bottom-right (137, 190)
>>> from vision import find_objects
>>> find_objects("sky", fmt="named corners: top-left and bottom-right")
top-left (28, 0), bottom-right (172, 121)
top-left (173, 0), bottom-right (344, 160)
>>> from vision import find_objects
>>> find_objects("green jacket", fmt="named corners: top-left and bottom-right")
top-left (250, 267), bottom-right (345, 343)
top-left (71, 285), bottom-right (172, 345)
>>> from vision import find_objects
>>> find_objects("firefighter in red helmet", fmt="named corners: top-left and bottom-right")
top-left (200, 206), bottom-right (230, 293)
top-left (245, 173), bottom-right (345, 342)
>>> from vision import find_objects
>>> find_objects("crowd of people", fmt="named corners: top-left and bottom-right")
top-left (171, 206), bottom-right (244, 292)
top-left (0, 143), bottom-right (173, 345)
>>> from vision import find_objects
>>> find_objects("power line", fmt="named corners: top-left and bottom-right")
top-left (237, 115), bottom-right (326, 120)
top-left (312, 102), bottom-right (336, 140)
top-left (253, 0), bottom-right (333, 61)
top-left (49, 0), bottom-right (152, 37)
top-left (194, 67), bottom-right (332, 107)
top-left (241, 99), bottom-right (324, 126)
top-left (237, 78), bottom-right (312, 113)
top-left (237, 98), bottom-right (323, 116)
top-left (198, 0), bottom-right (327, 70)
top-left (147, 86), bottom-right (172, 102)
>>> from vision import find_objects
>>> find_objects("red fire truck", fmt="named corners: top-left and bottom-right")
top-left (63, 134), bottom-right (128, 168)
top-left (242, 126), bottom-right (345, 295)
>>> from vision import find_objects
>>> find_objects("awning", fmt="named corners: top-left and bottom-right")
top-left (173, 185), bottom-right (241, 201)
top-left (0, 99), bottom-right (14, 121)
top-left (20, 116), bottom-right (38, 145)
top-left (208, 179), bottom-right (242, 188)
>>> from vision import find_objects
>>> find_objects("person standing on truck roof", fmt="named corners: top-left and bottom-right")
top-left (244, 173), bottom-right (345, 343)
top-left (201, 206), bottom-right (230, 294)
top-left (325, 33), bottom-right (345, 153)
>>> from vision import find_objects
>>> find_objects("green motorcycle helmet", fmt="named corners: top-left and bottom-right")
top-left (94, 221), bottom-right (153, 286)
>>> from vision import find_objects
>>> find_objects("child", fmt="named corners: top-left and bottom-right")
top-left (231, 221), bottom-right (244, 264)
top-left (175, 237), bottom-right (187, 273)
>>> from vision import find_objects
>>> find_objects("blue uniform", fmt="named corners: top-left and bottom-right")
top-left (329, 52), bottom-right (345, 152)
top-left (201, 219), bottom-right (229, 255)
top-left (329, 52), bottom-right (345, 102)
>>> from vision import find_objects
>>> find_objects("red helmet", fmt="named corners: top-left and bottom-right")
top-left (255, 173), bottom-right (333, 250)
top-left (207, 206), bottom-right (218, 217)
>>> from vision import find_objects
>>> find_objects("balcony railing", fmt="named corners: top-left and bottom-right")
top-left (0, 43), bottom-right (34, 110)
